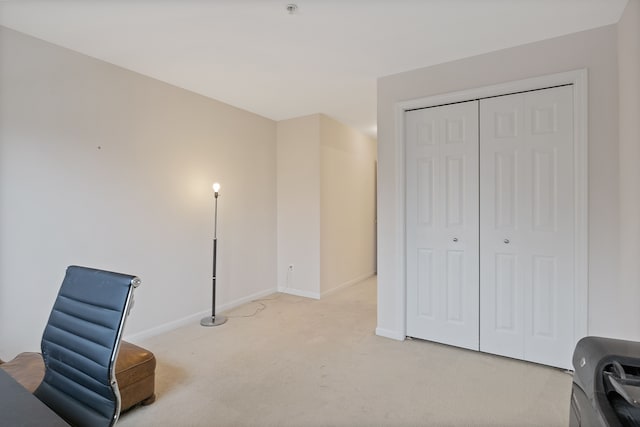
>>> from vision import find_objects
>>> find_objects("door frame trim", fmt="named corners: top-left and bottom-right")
top-left (394, 69), bottom-right (588, 347)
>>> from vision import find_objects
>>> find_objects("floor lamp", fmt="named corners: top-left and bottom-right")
top-left (201, 182), bottom-right (227, 327)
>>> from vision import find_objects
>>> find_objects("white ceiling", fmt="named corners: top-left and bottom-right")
top-left (0, 0), bottom-right (629, 137)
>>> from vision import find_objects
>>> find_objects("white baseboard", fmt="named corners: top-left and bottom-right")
top-left (375, 327), bottom-right (405, 341)
top-left (125, 310), bottom-right (209, 343)
top-left (124, 287), bottom-right (277, 343)
top-left (277, 286), bottom-right (320, 300)
top-left (275, 272), bottom-right (375, 301)
top-left (321, 272), bottom-right (375, 297)
top-left (216, 288), bottom-right (277, 312)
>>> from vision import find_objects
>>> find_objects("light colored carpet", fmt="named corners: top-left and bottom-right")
top-left (118, 277), bottom-right (572, 426)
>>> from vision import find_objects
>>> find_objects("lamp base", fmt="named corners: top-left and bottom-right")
top-left (200, 315), bottom-right (227, 327)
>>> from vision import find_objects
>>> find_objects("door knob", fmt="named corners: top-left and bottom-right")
top-left (453, 237), bottom-right (458, 242)
top-left (504, 239), bottom-right (510, 244)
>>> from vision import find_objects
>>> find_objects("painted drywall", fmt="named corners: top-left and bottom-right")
top-left (0, 26), bottom-right (277, 360)
top-left (276, 114), bottom-right (378, 298)
top-left (320, 115), bottom-right (377, 295)
top-left (377, 24), bottom-right (634, 341)
top-left (617, 0), bottom-right (640, 339)
top-left (276, 115), bottom-right (322, 299)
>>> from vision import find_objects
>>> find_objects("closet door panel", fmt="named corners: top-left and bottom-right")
top-left (406, 101), bottom-right (479, 351)
top-left (479, 93), bottom-right (526, 359)
top-left (523, 86), bottom-right (574, 368)
top-left (480, 86), bottom-right (574, 368)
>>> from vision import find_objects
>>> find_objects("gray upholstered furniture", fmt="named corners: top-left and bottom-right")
top-left (570, 336), bottom-right (640, 426)
top-left (32, 265), bottom-right (140, 427)
top-left (0, 341), bottom-right (156, 413)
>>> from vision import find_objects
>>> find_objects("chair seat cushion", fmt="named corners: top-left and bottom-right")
top-left (115, 341), bottom-right (156, 411)
top-left (0, 341), bottom-right (155, 412)
top-left (0, 352), bottom-right (43, 393)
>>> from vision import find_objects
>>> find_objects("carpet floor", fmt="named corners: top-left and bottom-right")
top-left (118, 276), bottom-right (572, 426)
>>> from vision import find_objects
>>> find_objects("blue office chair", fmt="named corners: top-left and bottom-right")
top-left (34, 266), bottom-right (140, 427)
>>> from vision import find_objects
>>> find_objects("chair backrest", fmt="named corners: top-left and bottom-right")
top-left (34, 266), bottom-right (140, 427)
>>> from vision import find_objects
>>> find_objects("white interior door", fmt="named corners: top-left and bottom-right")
top-left (405, 101), bottom-right (479, 351)
top-left (479, 86), bottom-right (575, 369)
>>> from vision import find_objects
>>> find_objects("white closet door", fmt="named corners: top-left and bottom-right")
top-left (406, 101), bottom-right (479, 350)
top-left (479, 86), bottom-right (574, 369)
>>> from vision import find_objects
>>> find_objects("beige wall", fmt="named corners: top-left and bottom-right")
top-left (277, 114), bottom-right (378, 298)
top-left (0, 27), bottom-right (378, 359)
top-left (276, 115), bottom-right (322, 298)
top-left (377, 24), bottom-right (635, 340)
top-left (617, 0), bottom-right (640, 339)
top-left (0, 27), bottom-right (277, 359)
top-left (320, 115), bottom-right (377, 295)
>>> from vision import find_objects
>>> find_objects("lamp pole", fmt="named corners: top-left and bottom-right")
top-left (201, 182), bottom-right (227, 327)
